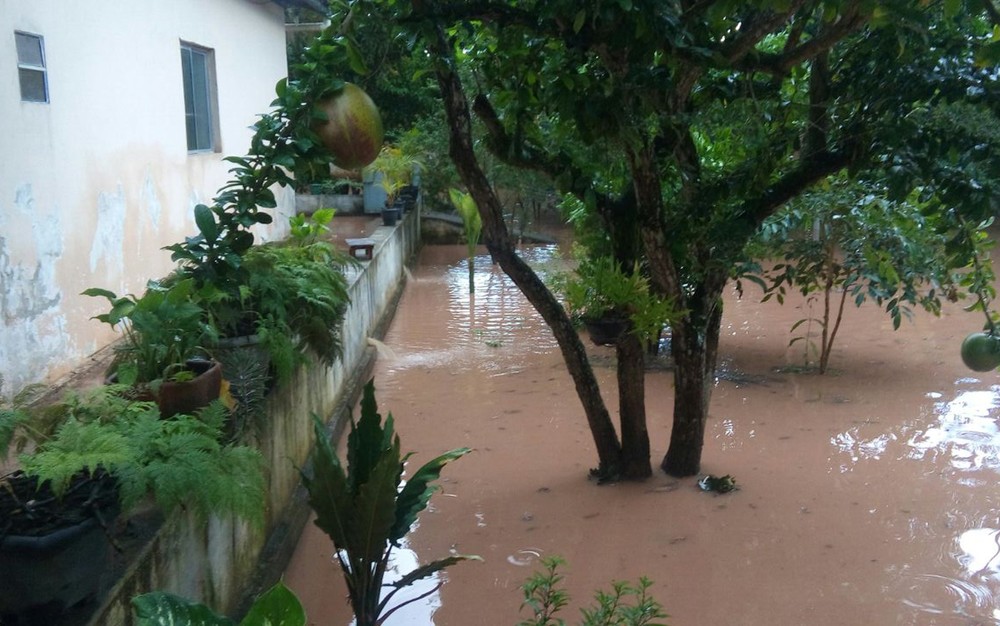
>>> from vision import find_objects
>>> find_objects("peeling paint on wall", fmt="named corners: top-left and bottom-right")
top-left (89, 184), bottom-right (126, 275)
top-left (141, 169), bottom-right (162, 232)
top-left (0, 184), bottom-right (69, 394)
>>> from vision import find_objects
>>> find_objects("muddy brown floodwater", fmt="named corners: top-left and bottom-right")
top-left (285, 243), bottom-right (1000, 626)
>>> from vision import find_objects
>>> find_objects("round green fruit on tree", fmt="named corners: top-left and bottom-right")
top-left (960, 332), bottom-right (1000, 372)
top-left (313, 83), bottom-right (384, 170)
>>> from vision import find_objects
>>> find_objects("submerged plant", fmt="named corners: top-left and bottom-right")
top-left (302, 378), bottom-right (476, 626)
top-left (449, 187), bottom-right (482, 293)
top-left (519, 556), bottom-right (668, 626)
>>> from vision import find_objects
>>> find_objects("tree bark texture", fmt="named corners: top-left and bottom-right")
top-left (430, 30), bottom-right (624, 476)
top-left (661, 281), bottom-right (725, 477)
top-left (616, 331), bottom-right (652, 479)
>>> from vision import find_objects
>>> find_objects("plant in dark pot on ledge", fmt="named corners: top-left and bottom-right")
top-left (0, 382), bottom-right (265, 624)
top-left (368, 144), bottom-right (421, 226)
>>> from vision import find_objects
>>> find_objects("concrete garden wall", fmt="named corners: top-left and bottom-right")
top-left (87, 210), bottom-right (420, 625)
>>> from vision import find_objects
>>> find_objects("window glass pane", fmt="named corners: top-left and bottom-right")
top-left (180, 47), bottom-right (198, 149)
top-left (180, 44), bottom-right (214, 152)
top-left (19, 68), bottom-right (46, 102)
top-left (190, 50), bottom-right (212, 150)
top-left (15, 32), bottom-right (43, 66)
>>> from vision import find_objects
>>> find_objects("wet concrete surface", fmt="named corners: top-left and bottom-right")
top-left (285, 243), bottom-right (1000, 625)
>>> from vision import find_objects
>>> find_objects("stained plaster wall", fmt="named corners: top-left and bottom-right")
top-left (0, 0), bottom-right (295, 394)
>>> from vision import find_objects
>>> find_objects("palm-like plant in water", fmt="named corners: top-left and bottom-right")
top-left (302, 379), bottom-right (476, 626)
top-left (449, 188), bottom-right (482, 293)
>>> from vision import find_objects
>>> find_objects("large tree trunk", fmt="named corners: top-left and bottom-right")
top-left (430, 31), bottom-right (624, 477)
top-left (661, 282), bottom-right (725, 477)
top-left (616, 330), bottom-right (651, 479)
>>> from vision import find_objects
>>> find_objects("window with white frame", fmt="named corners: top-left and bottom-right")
top-left (15, 31), bottom-right (48, 103)
top-left (180, 42), bottom-right (220, 152)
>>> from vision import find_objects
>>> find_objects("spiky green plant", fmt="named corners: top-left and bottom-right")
top-left (302, 378), bottom-right (477, 626)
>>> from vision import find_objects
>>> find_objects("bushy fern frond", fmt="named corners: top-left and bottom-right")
top-left (15, 390), bottom-right (265, 524)
top-left (20, 419), bottom-right (135, 496)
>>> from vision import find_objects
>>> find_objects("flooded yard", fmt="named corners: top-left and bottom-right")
top-left (285, 243), bottom-right (1000, 625)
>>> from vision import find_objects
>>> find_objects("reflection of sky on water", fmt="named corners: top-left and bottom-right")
top-left (907, 388), bottom-right (1000, 472)
top-left (830, 385), bottom-right (1000, 474)
top-left (830, 383), bottom-right (1000, 623)
top-left (384, 247), bottom-right (562, 376)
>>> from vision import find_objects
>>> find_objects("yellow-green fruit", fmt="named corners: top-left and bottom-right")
top-left (313, 83), bottom-right (384, 170)
top-left (960, 332), bottom-right (1000, 372)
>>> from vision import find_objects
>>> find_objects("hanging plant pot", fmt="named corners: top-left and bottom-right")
top-left (0, 470), bottom-right (120, 622)
top-left (156, 359), bottom-right (222, 418)
top-left (583, 315), bottom-right (629, 346)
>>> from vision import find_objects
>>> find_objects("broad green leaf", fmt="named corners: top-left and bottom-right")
top-left (390, 447), bottom-right (471, 544)
top-left (240, 582), bottom-right (306, 626)
top-left (132, 592), bottom-right (236, 626)
top-left (353, 445), bottom-right (403, 563)
top-left (391, 554), bottom-right (482, 590)
top-left (303, 417), bottom-right (355, 550)
top-left (573, 10), bottom-right (586, 33)
top-left (194, 204), bottom-right (218, 243)
top-left (348, 379), bottom-right (393, 493)
top-left (345, 39), bottom-right (369, 76)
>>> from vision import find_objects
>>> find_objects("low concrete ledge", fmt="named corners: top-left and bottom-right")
top-left (86, 210), bottom-right (420, 625)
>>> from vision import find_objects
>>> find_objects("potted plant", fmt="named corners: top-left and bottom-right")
top-left (83, 278), bottom-right (221, 418)
top-left (0, 385), bottom-right (265, 621)
top-left (555, 251), bottom-right (679, 347)
top-left (367, 145), bottom-right (421, 226)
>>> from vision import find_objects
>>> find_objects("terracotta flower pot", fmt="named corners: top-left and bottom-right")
top-left (156, 359), bottom-right (222, 418)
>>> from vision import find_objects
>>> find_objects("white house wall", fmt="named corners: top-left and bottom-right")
top-left (0, 0), bottom-right (296, 394)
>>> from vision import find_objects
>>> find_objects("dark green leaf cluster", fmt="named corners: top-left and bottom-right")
top-left (747, 178), bottom-right (968, 329)
top-left (220, 241), bottom-right (352, 383)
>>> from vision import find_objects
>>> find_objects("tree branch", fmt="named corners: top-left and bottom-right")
top-left (745, 149), bottom-right (854, 227)
top-left (731, 5), bottom-right (867, 76)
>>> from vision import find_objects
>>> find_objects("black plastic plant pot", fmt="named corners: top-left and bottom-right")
top-left (0, 470), bottom-right (119, 622)
top-left (584, 316), bottom-right (629, 346)
top-left (382, 206), bottom-right (400, 226)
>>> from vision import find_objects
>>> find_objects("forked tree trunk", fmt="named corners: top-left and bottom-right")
top-left (617, 330), bottom-right (651, 479)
